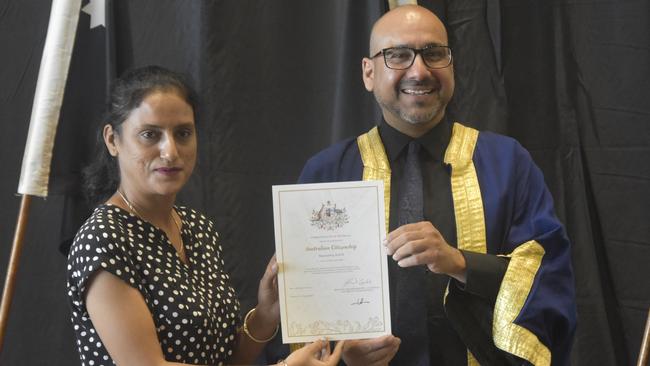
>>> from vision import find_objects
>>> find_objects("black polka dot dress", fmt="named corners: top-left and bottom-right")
top-left (67, 204), bottom-right (241, 365)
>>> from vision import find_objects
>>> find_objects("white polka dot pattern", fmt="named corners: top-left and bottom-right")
top-left (66, 205), bottom-right (240, 366)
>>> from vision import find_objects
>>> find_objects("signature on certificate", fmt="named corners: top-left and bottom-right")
top-left (343, 277), bottom-right (373, 287)
top-left (351, 298), bottom-right (371, 305)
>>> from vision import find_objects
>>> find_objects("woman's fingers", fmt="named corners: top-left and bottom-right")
top-left (327, 340), bottom-right (345, 363)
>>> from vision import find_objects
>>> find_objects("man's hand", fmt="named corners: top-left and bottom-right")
top-left (385, 221), bottom-right (467, 283)
top-left (341, 335), bottom-right (400, 366)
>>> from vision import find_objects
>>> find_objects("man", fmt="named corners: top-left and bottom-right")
top-left (298, 5), bottom-right (576, 366)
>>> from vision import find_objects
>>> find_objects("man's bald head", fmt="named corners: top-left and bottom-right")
top-left (369, 5), bottom-right (448, 56)
top-left (361, 4), bottom-right (454, 137)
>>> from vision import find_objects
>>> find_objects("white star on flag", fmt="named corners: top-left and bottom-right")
top-left (81, 0), bottom-right (105, 29)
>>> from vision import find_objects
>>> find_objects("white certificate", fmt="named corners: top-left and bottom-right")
top-left (272, 180), bottom-right (391, 343)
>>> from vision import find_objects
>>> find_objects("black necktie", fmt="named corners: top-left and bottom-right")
top-left (391, 141), bottom-right (430, 366)
top-left (399, 141), bottom-right (424, 225)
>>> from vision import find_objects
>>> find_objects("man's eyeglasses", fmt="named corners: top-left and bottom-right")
top-left (370, 45), bottom-right (453, 70)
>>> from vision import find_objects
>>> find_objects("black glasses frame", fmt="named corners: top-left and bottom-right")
top-left (370, 45), bottom-right (453, 70)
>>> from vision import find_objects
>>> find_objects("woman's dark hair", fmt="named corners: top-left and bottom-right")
top-left (83, 65), bottom-right (198, 205)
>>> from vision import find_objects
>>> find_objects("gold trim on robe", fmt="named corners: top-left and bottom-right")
top-left (443, 123), bottom-right (486, 255)
top-left (467, 351), bottom-right (480, 366)
top-left (494, 241), bottom-right (549, 365)
top-left (443, 123), bottom-right (484, 366)
top-left (357, 123), bottom-right (548, 365)
top-left (357, 127), bottom-right (391, 233)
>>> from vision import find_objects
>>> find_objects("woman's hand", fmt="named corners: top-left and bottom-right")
top-left (250, 255), bottom-right (280, 337)
top-left (281, 339), bottom-right (345, 366)
top-left (229, 255), bottom-right (280, 364)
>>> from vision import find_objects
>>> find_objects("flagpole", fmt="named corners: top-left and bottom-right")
top-left (0, 195), bottom-right (32, 353)
top-left (0, 0), bottom-right (82, 355)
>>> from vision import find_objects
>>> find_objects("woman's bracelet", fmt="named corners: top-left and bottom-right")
top-left (242, 307), bottom-right (279, 343)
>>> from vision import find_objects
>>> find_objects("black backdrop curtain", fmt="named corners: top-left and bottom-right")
top-left (0, 1), bottom-right (648, 365)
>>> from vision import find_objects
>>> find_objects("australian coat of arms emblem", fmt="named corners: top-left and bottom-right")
top-left (310, 201), bottom-right (349, 230)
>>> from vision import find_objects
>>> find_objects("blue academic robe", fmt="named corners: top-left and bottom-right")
top-left (298, 123), bottom-right (577, 366)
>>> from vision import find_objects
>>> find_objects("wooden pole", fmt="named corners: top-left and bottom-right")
top-left (0, 194), bottom-right (32, 353)
top-left (639, 308), bottom-right (650, 366)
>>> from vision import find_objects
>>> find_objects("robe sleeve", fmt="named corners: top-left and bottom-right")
top-left (490, 143), bottom-right (577, 366)
top-left (445, 129), bottom-right (576, 366)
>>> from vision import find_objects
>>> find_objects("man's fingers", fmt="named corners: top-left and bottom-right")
top-left (393, 238), bottom-right (439, 264)
top-left (385, 229), bottom-right (422, 255)
top-left (385, 222), bottom-right (440, 255)
top-left (386, 223), bottom-right (417, 242)
top-left (391, 238), bottom-right (426, 261)
top-left (397, 252), bottom-right (430, 267)
top-left (342, 336), bottom-right (400, 366)
top-left (369, 344), bottom-right (400, 364)
top-left (361, 335), bottom-right (399, 353)
top-left (328, 340), bottom-right (344, 361)
top-left (319, 340), bottom-right (345, 366)
top-left (363, 337), bottom-right (401, 364)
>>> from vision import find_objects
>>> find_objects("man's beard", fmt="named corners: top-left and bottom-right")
top-left (376, 93), bottom-right (443, 126)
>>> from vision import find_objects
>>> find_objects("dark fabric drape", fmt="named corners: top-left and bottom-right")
top-left (444, 1), bottom-right (650, 364)
top-left (192, 1), bottom-right (385, 309)
top-left (447, 1), bottom-right (650, 365)
top-left (0, 1), bottom-right (647, 365)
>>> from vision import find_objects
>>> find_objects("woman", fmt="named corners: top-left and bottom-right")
top-left (66, 65), bottom-right (342, 366)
